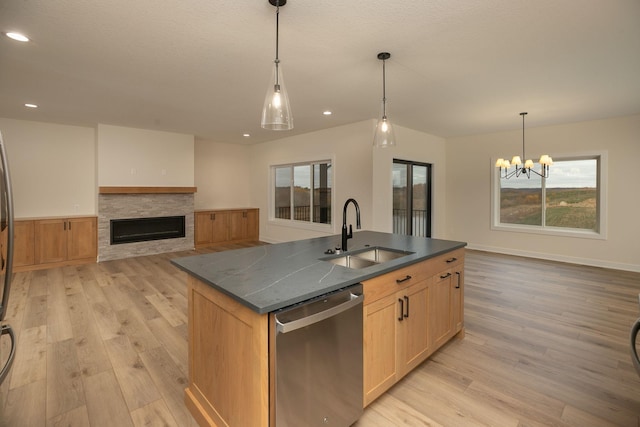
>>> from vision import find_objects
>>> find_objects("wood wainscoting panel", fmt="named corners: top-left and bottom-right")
top-left (186, 276), bottom-right (269, 427)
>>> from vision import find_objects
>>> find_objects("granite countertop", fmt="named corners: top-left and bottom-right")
top-left (171, 231), bottom-right (466, 314)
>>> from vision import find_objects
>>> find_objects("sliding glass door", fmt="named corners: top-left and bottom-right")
top-left (392, 159), bottom-right (432, 237)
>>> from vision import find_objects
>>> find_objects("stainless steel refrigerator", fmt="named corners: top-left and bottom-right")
top-left (0, 130), bottom-right (16, 387)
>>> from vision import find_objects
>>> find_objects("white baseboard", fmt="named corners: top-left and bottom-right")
top-left (467, 243), bottom-right (640, 273)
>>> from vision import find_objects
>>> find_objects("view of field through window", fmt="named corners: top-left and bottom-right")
top-left (499, 158), bottom-right (598, 230)
top-left (274, 162), bottom-right (332, 224)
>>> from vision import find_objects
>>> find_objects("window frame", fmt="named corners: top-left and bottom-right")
top-left (491, 151), bottom-right (607, 240)
top-left (269, 159), bottom-right (334, 231)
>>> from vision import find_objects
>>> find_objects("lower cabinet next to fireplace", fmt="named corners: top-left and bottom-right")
top-left (14, 216), bottom-right (97, 272)
top-left (194, 208), bottom-right (259, 248)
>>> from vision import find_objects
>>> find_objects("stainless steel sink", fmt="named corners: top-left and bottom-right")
top-left (321, 247), bottom-right (414, 269)
top-left (325, 255), bottom-right (378, 269)
top-left (352, 247), bottom-right (412, 263)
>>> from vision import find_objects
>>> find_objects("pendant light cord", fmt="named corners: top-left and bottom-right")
top-left (521, 112), bottom-right (526, 160)
top-left (382, 58), bottom-right (387, 119)
top-left (274, 0), bottom-right (281, 85)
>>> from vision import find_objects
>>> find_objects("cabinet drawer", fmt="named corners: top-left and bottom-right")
top-left (363, 261), bottom-right (430, 304)
top-left (427, 248), bottom-right (464, 275)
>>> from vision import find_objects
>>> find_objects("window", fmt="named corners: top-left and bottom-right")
top-left (493, 154), bottom-right (606, 238)
top-left (393, 159), bottom-right (432, 237)
top-left (272, 161), bottom-right (332, 225)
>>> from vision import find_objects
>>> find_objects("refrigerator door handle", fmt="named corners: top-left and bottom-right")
top-left (0, 324), bottom-right (16, 384)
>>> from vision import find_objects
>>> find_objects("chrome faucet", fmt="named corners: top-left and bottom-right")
top-left (341, 198), bottom-right (361, 251)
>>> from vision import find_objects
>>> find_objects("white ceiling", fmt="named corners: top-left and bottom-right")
top-left (1, 0), bottom-right (639, 145)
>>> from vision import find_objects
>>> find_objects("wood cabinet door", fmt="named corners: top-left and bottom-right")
top-left (210, 211), bottom-right (229, 243)
top-left (246, 209), bottom-right (259, 240)
top-left (228, 211), bottom-right (247, 241)
top-left (398, 280), bottom-right (431, 376)
top-left (195, 212), bottom-right (214, 246)
top-left (67, 217), bottom-right (97, 261)
top-left (34, 219), bottom-right (67, 264)
top-left (452, 268), bottom-right (464, 332)
top-left (363, 293), bottom-right (399, 407)
top-left (13, 220), bottom-right (35, 267)
top-left (430, 270), bottom-right (454, 349)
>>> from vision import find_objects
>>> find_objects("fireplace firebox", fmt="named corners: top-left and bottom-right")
top-left (110, 216), bottom-right (186, 245)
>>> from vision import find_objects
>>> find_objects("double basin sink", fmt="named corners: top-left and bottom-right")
top-left (321, 246), bottom-right (414, 269)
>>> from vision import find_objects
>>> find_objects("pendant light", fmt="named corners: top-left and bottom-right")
top-left (261, 0), bottom-right (293, 130)
top-left (495, 112), bottom-right (553, 179)
top-left (373, 52), bottom-right (396, 148)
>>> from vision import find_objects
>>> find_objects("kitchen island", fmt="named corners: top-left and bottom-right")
top-left (172, 231), bottom-right (466, 426)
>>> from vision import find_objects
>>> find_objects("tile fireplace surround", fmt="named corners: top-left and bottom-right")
top-left (98, 187), bottom-right (195, 261)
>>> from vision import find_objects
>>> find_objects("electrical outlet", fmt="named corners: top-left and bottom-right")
top-left (131, 168), bottom-right (137, 175)
top-left (161, 169), bottom-right (167, 176)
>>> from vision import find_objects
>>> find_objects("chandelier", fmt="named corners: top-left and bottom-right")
top-left (495, 112), bottom-right (552, 179)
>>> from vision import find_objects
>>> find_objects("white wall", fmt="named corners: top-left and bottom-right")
top-left (250, 121), bottom-right (374, 243)
top-left (194, 140), bottom-right (251, 209)
top-left (97, 124), bottom-right (194, 186)
top-left (0, 118), bottom-right (96, 217)
top-left (249, 120), bottom-right (447, 244)
top-left (372, 123), bottom-right (448, 238)
top-left (446, 114), bottom-right (640, 272)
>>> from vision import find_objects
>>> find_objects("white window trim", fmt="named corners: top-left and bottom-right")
top-left (268, 159), bottom-right (334, 232)
top-left (491, 151), bottom-right (607, 240)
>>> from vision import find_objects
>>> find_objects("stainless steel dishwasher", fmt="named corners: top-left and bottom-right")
top-left (273, 283), bottom-right (364, 426)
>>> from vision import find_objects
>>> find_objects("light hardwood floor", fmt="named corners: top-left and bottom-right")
top-left (1, 245), bottom-right (639, 426)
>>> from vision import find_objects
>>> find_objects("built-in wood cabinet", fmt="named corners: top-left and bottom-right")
top-left (194, 208), bottom-right (259, 248)
top-left (363, 261), bottom-right (431, 406)
top-left (13, 216), bottom-right (97, 272)
top-left (13, 220), bottom-right (35, 268)
top-left (363, 249), bottom-right (465, 406)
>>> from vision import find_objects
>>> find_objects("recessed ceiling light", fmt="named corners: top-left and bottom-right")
top-left (243, 133), bottom-right (250, 137)
top-left (6, 32), bottom-right (30, 42)
top-left (323, 111), bottom-right (332, 116)
top-left (24, 103), bottom-right (38, 108)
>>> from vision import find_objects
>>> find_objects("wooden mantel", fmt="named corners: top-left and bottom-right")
top-left (99, 186), bottom-right (197, 194)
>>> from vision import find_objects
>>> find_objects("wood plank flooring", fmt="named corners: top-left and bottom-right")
top-left (1, 245), bottom-right (639, 426)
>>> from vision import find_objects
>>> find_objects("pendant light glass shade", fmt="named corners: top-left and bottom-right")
top-left (261, 60), bottom-right (293, 130)
top-left (261, 0), bottom-right (293, 131)
top-left (373, 116), bottom-right (396, 148)
top-left (373, 52), bottom-right (396, 148)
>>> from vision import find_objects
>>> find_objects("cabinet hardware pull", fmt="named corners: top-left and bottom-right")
top-left (396, 275), bottom-right (412, 284)
top-left (64, 221), bottom-right (66, 231)
top-left (404, 295), bottom-right (409, 318)
top-left (440, 272), bottom-right (452, 279)
top-left (455, 271), bottom-right (461, 289)
top-left (398, 299), bottom-right (404, 321)
top-left (212, 213), bottom-right (216, 220)
top-left (446, 257), bottom-right (457, 263)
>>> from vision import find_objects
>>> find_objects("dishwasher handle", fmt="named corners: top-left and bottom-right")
top-left (275, 292), bottom-right (364, 334)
